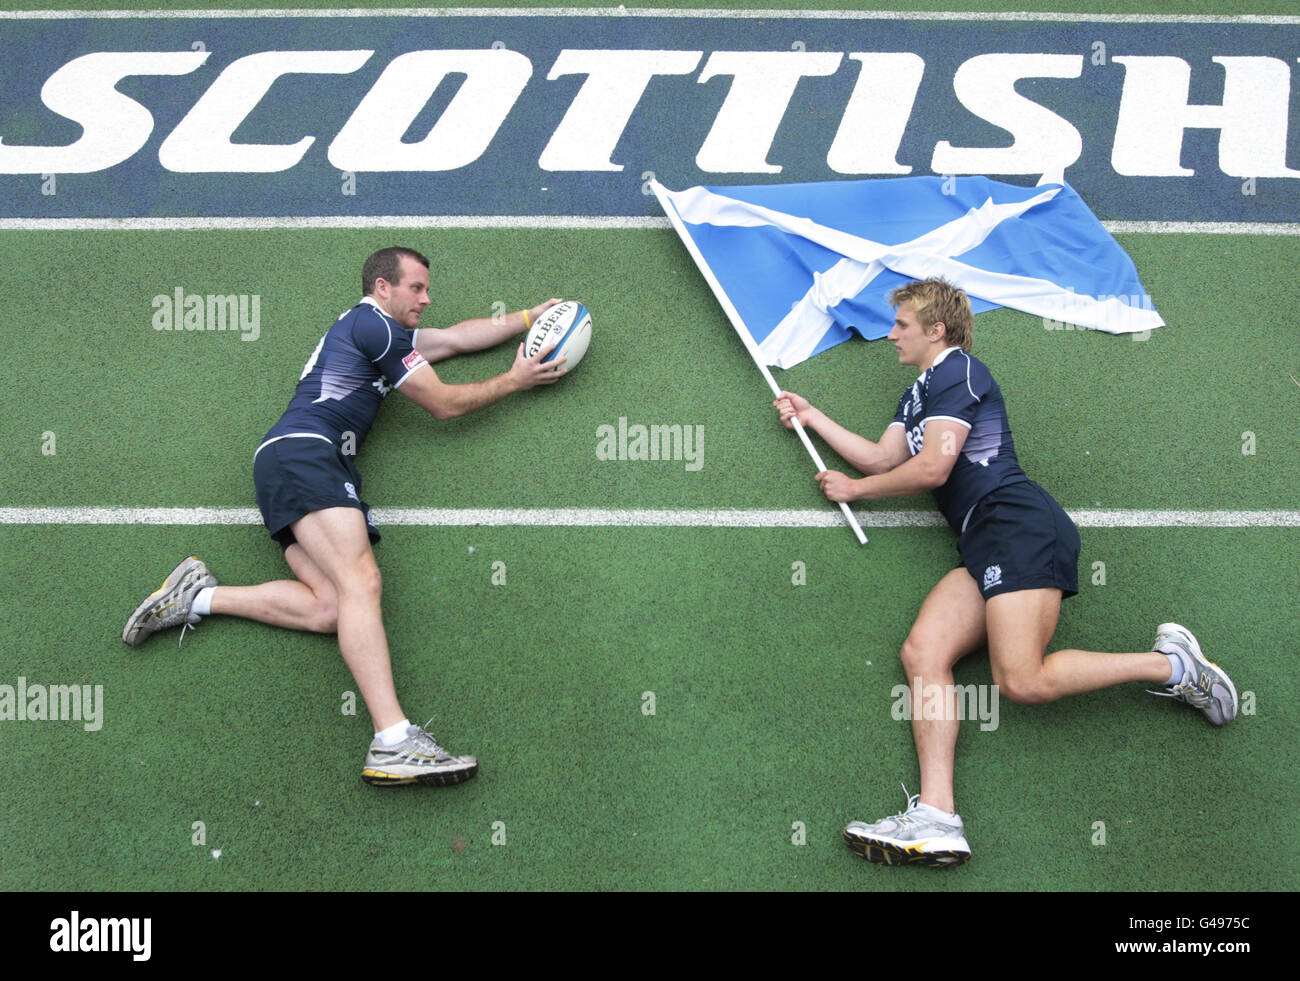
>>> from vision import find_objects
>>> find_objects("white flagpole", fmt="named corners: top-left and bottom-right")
top-left (651, 180), bottom-right (868, 546)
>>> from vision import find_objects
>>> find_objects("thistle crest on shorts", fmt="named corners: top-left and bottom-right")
top-left (982, 565), bottom-right (1002, 591)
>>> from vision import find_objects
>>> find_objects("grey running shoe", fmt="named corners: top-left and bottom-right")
top-left (122, 556), bottom-right (216, 647)
top-left (843, 787), bottom-right (971, 868)
top-left (1148, 622), bottom-right (1237, 725)
top-left (362, 724), bottom-right (479, 787)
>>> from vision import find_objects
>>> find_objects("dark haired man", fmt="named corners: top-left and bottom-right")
top-left (124, 247), bottom-right (566, 787)
top-left (775, 277), bottom-right (1237, 866)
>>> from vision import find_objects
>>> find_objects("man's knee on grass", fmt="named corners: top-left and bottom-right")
top-left (900, 634), bottom-right (952, 680)
top-left (335, 562), bottom-right (382, 607)
top-left (990, 662), bottom-right (1057, 705)
top-left (307, 591), bottom-right (339, 634)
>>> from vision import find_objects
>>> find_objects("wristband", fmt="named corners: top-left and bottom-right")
top-left (522, 308), bottom-right (531, 330)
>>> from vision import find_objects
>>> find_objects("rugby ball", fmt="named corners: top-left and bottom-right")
top-left (525, 301), bottom-right (592, 373)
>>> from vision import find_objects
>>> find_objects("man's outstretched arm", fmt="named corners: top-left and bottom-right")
top-left (414, 298), bottom-right (562, 363)
top-left (397, 340), bottom-right (565, 420)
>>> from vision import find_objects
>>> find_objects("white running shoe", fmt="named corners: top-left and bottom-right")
top-left (362, 723), bottom-right (479, 787)
top-left (844, 787), bottom-right (971, 868)
top-left (1148, 622), bottom-right (1238, 726)
top-left (122, 556), bottom-right (216, 648)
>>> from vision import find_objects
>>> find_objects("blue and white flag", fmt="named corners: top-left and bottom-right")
top-left (652, 174), bottom-right (1164, 370)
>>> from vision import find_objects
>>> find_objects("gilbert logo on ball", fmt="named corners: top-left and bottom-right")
top-left (525, 301), bottom-right (592, 372)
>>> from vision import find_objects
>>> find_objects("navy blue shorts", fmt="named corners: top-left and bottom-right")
top-left (956, 480), bottom-right (1079, 600)
top-left (253, 435), bottom-right (381, 550)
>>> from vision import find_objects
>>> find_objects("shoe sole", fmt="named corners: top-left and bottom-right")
top-left (843, 830), bottom-right (970, 868)
top-left (122, 556), bottom-right (213, 646)
top-left (362, 762), bottom-right (479, 788)
top-left (1157, 622), bottom-right (1238, 725)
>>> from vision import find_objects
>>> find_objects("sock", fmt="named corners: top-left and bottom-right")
top-left (376, 719), bottom-right (412, 746)
top-left (191, 586), bottom-right (216, 617)
top-left (914, 802), bottom-right (961, 826)
top-left (1164, 652), bottom-right (1187, 686)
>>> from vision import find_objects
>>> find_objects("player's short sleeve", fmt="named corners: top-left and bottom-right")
top-left (352, 308), bottom-right (427, 389)
top-left (892, 389), bottom-right (909, 427)
top-left (923, 353), bottom-right (989, 430)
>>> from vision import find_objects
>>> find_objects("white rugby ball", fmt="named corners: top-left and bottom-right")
top-left (525, 301), bottom-right (592, 373)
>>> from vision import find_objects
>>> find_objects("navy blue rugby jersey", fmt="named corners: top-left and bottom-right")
top-left (261, 298), bottom-right (427, 451)
top-left (890, 347), bottom-right (1028, 532)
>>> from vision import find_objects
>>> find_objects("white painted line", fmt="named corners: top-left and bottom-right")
top-left (1, 506), bottom-right (1296, 529)
top-left (0, 216), bottom-right (670, 232)
top-left (1105, 221), bottom-right (1300, 236)
top-left (2, 217), bottom-right (1297, 236)
top-left (0, 507), bottom-right (264, 525)
top-left (1070, 509), bottom-right (1300, 528)
top-left (3, 9), bottom-right (1298, 24)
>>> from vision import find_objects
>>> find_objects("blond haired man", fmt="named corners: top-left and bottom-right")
top-left (775, 277), bottom-right (1236, 866)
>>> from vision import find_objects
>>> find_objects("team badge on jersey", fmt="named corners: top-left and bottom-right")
top-left (982, 565), bottom-right (1003, 591)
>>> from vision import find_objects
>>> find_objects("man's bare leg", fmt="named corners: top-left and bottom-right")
top-left (208, 543), bottom-right (339, 633)
top-left (279, 507), bottom-right (405, 733)
top-left (192, 524), bottom-right (404, 731)
top-left (901, 567), bottom-right (988, 815)
top-left (842, 567), bottom-right (986, 867)
top-left (201, 508), bottom-right (477, 785)
top-left (985, 589), bottom-right (1170, 705)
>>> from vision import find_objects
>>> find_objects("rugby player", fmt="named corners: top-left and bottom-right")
top-left (774, 277), bottom-right (1237, 867)
top-left (122, 246), bottom-right (567, 787)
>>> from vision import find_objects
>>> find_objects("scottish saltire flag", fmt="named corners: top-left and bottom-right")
top-left (651, 174), bottom-right (1164, 370)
